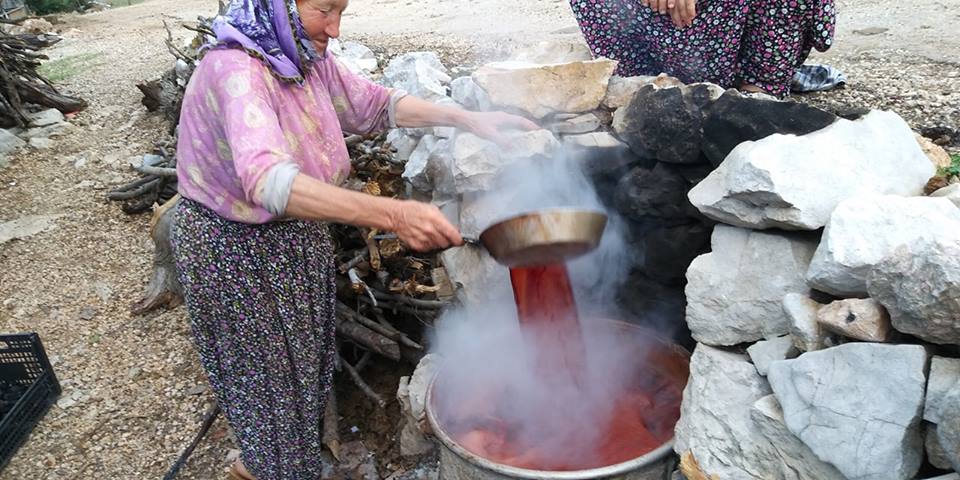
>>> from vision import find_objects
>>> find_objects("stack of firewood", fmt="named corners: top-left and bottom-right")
top-left (0, 21), bottom-right (86, 128)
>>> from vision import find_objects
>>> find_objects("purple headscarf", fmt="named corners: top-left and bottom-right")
top-left (207, 0), bottom-right (319, 83)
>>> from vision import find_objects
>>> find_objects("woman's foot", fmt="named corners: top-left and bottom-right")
top-left (229, 459), bottom-right (256, 480)
top-left (738, 83), bottom-right (765, 94)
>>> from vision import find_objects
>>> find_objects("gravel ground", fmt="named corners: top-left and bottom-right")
top-left (0, 0), bottom-right (957, 479)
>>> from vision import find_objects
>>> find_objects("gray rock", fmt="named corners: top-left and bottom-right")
top-left (930, 184), bottom-right (960, 208)
top-left (926, 425), bottom-right (953, 470)
top-left (808, 195), bottom-right (960, 297)
top-left (403, 135), bottom-right (452, 194)
top-left (867, 238), bottom-right (960, 345)
top-left (438, 246), bottom-right (511, 306)
top-left (750, 395), bottom-right (846, 479)
top-left (601, 75), bottom-right (656, 109)
top-left (386, 129), bottom-right (419, 162)
top-left (449, 76), bottom-right (492, 112)
top-left (923, 356), bottom-right (960, 423)
top-left (27, 108), bottom-right (65, 127)
top-left (382, 52), bottom-right (451, 102)
top-left (674, 344), bottom-right (777, 480)
top-left (685, 225), bottom-right (819, 346)
top-left (935, 385), bottom-right (960, 471)
top-left (0, 214), bottom-right (65, 244)
top-left (397, 354), bottom-right (438, 456)
top-left (0, 128), bottom-right (26, 155)
top-left (28, 137), bottom-right (53, 150)
top-left (472, 59), bottom-right (617, 118)
top-left (24, 121), bottom-right (73, 139)
top-left (451, 130), bottom-right (560, 194)
top-left (817, 298), bottom-right (893, 342)
top-left (768, 343), bottom-right (928, 480)
top-left (548, 113), bottom-right (600, 134)
top-left (335, 41), bottom-right (378, 77)
top-left (747, 336), bottom-right (799, 376)
top-left (689, 111), bottom-right (936, 231)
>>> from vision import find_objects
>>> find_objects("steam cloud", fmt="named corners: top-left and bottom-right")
top-left (429, 147), bottom-right (660, 468)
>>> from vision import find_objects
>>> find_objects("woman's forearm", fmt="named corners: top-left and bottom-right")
top-left (394, 94), bottom-right (470, 129)
top-left (285, 173), bottom-right (399, 230)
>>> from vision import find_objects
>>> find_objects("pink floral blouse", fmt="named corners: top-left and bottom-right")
top-left (175, 48), bottom-right (391, 223)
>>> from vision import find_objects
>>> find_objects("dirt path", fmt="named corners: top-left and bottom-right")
top-left (0, 0), bottom-right (956, 479)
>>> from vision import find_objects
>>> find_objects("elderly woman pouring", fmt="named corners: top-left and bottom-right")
top-left (170, 0), bottom-right (537, 478)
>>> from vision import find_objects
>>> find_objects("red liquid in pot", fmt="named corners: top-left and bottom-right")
top-left (446, 262), bottom-right (684, 471)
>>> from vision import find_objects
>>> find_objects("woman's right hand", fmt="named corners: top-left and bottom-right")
top-left (390, 200), bottom-right (463, 252)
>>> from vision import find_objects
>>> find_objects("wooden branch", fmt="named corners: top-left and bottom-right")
top-left (134, 164), bottom-right (178, 177)
top-left (106, 177), bottom-right (160, 200)
top-left (323, 388), bottom-right (341, 461)
top-left (371, 290), bottom-right (448, 310)
top-left (340, 354), bottom-right (386, 408)
top-left (336, 314), bottom-right (401, 361)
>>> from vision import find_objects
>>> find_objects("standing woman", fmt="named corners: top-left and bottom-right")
top-left (170, 0), bottom-right (537, 479)
top-left (569, 0), bottom-right (836, 97)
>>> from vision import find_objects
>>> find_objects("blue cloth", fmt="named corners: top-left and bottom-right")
top-left (206, 0), bottom-right (319, 83)
top-left (792, 64), bottom-right (847, 92)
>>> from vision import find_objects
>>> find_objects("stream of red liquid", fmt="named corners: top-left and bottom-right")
top-left (448, 263), bottom-right (683, 471)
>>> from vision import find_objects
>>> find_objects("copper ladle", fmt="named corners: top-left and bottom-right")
top-left (375, 208), bottom-right (608, 268)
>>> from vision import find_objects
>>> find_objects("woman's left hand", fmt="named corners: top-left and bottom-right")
top-left (669, 0), bottom-right (697, 27)
top-left (459, 111), bottom-right (540, 147)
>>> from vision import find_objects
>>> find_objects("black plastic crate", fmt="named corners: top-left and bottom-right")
top-left (0, 333), bottom-right (61, 472)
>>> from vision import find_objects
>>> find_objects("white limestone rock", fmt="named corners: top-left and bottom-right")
top-left (923, 356), bottom-right (960, 424)
top-left (449, 76), bottom-right (492, 112)
top-left (387, 129), bottom-right (420, 162)
top-left (403, 135), bottom-right (453, 195)
top-left (783, 293), bottom-right (833, 352)
top-left (397, 354), bottom-right (438, 456)
top-left (926, 425), bottom-right (953, 470)
top-left (867, 238), bottom-right (960, 345)
top-left (548, 113), bottom-right (601, 135)
top-left (685, 225), bottom-right (819, 346)
top-left (674, 344), bottom-right (777, 480)
top-left (27, 108), bottom-right (65, 128)
top-left (930, 184), bottom-right (960, 208)
top-left (383, 52), bottom-right (451, 102)
top-left (750, 395), bottom-right (846, 480)
top-left (768, 343), bottom-right (928, 480)
top-left (438, 246), bottom-right (511, 306)
top-left (688, 110), bottom-right (936, 230)
top-left (451, 130), bottom-right (560, 194)
top-left (0, 214), bottom-right (66, 245)
top-left (747, 336), bottom-right (799, 376)
top-left (472, 59), bottom-right (617, 118)
top-left (0, 128), bottom-right (26, 155)
top-left (807, 195), bottom-right (960, 297)
top-left (601, 75), bottom-right (657, 109)
top-left (935, 385), bottom-right (960, 472)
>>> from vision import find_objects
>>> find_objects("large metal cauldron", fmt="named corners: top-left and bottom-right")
top-left (425, 321), bottom-right (690, 480)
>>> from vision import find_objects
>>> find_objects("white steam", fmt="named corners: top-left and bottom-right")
top-left (429, 147), bottom-right (657, 468)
